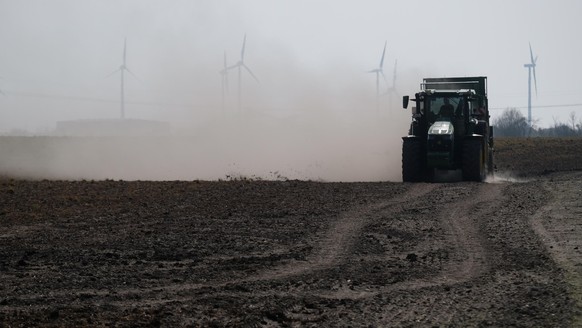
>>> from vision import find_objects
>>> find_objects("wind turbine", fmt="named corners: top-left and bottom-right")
top-left (385, 59), bottom-right (398, 98)
top-left (368, 41), bottom-right (387, 100)
top-left (524, 42), bottom-right (538, 127)
top-left (226, 34), bottom-right (259, 111)
top-left (107, 38), bottom-right (137, 119)
top-left (219, 51), bottom-right (229, 111)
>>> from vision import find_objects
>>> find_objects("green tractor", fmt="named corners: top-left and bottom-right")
top-left (402, 77), bottom-right (494, 182)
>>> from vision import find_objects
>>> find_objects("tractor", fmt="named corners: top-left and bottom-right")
top-left (402, 76), bottom-right (494, 182)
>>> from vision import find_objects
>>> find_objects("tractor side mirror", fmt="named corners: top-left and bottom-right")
top-left (403, 95), bottom-right (409, 109)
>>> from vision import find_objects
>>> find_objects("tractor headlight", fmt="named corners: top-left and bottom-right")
top-left (428, 121), bottom-right (454, 135)
top-left (428, 121), bottom-right (454, 151)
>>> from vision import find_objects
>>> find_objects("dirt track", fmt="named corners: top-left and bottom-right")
top-left (1, 138), bottom-right (582, 326)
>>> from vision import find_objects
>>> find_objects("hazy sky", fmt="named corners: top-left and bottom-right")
top-left (1, 0), bottom-right (581, 132)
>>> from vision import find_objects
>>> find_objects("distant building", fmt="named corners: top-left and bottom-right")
top-left (55, 119), bottom-right (171, 137)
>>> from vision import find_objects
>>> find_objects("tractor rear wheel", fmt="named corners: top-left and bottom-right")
top-left (462, 139), bottom-right (486, 182)
top-left (402, 138), bottom-right (425, 182)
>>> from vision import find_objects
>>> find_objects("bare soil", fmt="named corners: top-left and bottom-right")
top-left (1, 137), bottom-right (582, 327)
top-left (494, 137), bottom-right (582, 177)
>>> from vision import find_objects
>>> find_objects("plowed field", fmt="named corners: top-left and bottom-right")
top-left (1, 137), bottom-right (582, 326)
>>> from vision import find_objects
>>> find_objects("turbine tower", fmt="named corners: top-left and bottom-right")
top-left (524, 43), bottom-right (538, 127)
top-left (227, 34), bottom-right (259, 111)
top-left (368, 41), bottom-right (387, 99)
top-left (385, 59), bottom-right (398, 98)
top-left (219, 51), bottom-right (229, 111)
top-left (107, 38), bottom-right (137, 119)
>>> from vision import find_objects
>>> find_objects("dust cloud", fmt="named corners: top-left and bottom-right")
top-left (0, 65), bottom-right (418, 182)
top-left (486, 172), bottom-right (530, 184)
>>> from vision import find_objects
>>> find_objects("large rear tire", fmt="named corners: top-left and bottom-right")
top-left (402, 138), bottom-right (425, 182)
top-left (462, 139), bottom-right (486, 182)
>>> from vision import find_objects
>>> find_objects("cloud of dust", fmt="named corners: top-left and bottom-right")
top-left (0, 53), bottom-right (420, 182)
top-left (486, 172), bottom-right (530, 184)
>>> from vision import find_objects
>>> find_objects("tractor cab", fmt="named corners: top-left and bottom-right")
top-left (405, 89), bottom-right (485, 138)
top-left (426, 92), bottom-right (463, 123)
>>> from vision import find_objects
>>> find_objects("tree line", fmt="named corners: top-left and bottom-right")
top-left (492, 108), bottom-right (582, 137)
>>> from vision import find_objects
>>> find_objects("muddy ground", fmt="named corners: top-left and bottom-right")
top-left (1, 137), bottom-right (582, 327)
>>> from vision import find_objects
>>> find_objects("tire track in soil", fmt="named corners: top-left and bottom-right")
top-left (126, 182), bottom-right (440, 300)
top-left (0, 183), bottom-right (437, 309)
top-left (247, 182), bottom-right (439, 283)
top-left (149, 181), bottom-right (505, 313)
top-left (32, 184), bottom-right (441, 305)
top-left (410, 182), bottom-right (502, 287)
top-left (5, 182), bottom-right (505, 310)
top-left (373, 182), bottom-right (506, 325)
top-left (106, 181), bottom-right (503, 306)
top-left (529, 172), bottom-right (582, 324)
top-left (312, 182), bottom-right (505, 305)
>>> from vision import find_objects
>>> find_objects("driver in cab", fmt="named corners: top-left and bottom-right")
top-left (439, 98), bottom-right (455, 119)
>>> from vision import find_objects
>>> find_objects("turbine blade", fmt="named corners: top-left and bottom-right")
top-left (528, 42), bottom-right (538, 96)
top-left (380, 70), bottom-right (387, 84)
top-left (123, 38), bottom-right (127, 65)
top-left (125, 67), bottom-right (139, 80)
top-left (106, 68), bottom-right (121, 78)
top-left (223, 51), bottom-right (228, 70)
top-left (241, 34), bottom-right (247, 61)
top-left (379, 41), bottom-right (387, 68)
top-left (226, 62), bottom-right (241, 71)
top-left (242, 63), bottom-right (259, 83)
